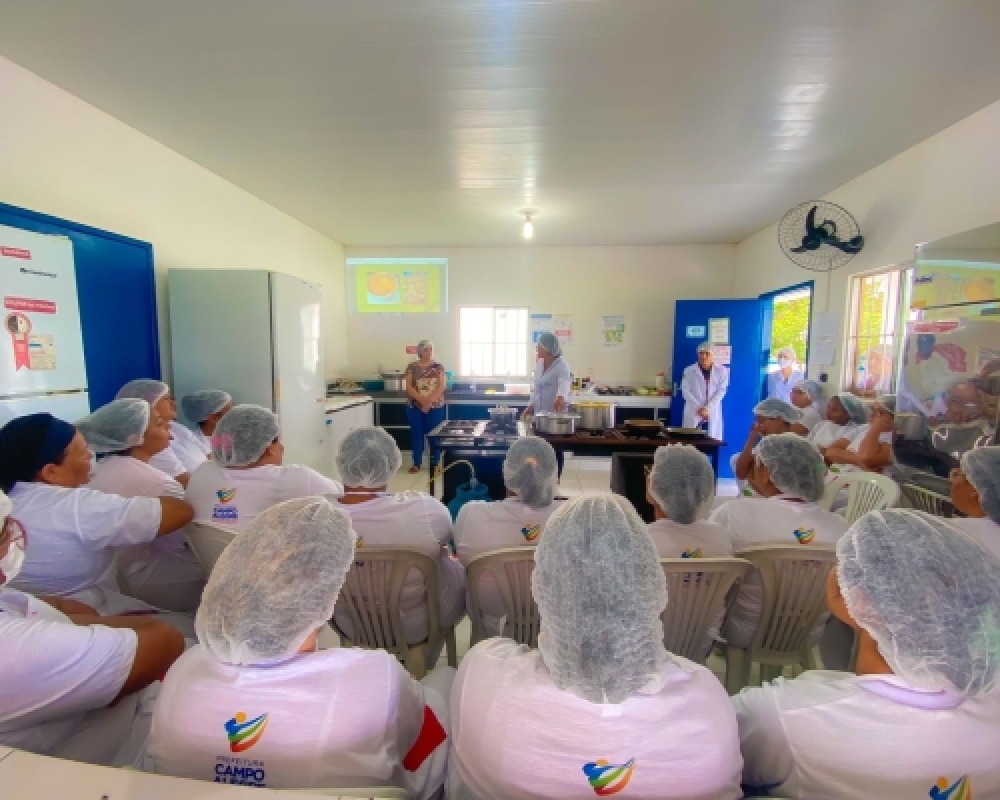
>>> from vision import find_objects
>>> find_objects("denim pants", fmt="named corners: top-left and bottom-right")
top-left (406, 404), bottom-right (446, 467)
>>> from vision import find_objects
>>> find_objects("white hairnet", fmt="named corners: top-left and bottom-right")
top-left (503, 437), bottom-right (558, 509)
top-left (533, 495), bottom-right (668, 704)
top-left (754, 398), bottom-right (804, 423)
top-left (696, 341), bottom-right (713, 354)
top-left (212, 405), bottom-right (279, 467)
top-left (116, 379), bottom-right (169, 405)
top-left (648, 444), bottom-right (715, 524)
top-left (196, 497), bottom-right (356, 665)
top-left (337, 426), bottom-right (401, 488)
top-left (757, 432), bottom-right (826, 502)
top-left (836, 392), bottom-right (869, 424)
top-left (837, 509), bottom-right (1000, 696)
top-left (794, 379), bottom-right (823, 404)
top-left (416, 339), bottom-right (434, 353)
top-left (963, 447), bottom-right (1000, 524)
top-left (76, 399), bottom-right (150, 454)
top-left (777, 346), bottom-right (797, 361)
top-left (537, 332), bottom-right (562, 357)
top-left (181, 390), bottom-right (232, 423)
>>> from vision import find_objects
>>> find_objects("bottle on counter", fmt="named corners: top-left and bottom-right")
top-left (654, 371), bottom-right (665, 390)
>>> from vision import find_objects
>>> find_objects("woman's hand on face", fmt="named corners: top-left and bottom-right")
top-left (871, 408), bottom-right (894, 434)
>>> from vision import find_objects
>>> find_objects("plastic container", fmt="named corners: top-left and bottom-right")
top-left (654, 372), bottom-right (666, 390)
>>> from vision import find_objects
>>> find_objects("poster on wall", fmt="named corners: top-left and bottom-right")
top-left (711, 345), bottom-right (732, 365)
top-left (601, 314), bottom-right (627, 348)
top-left (809, 312), bottom-right (839, 366)
top-left (911, 261), bottom-right (1000, 309)
top-left (531, 313), bottom-right (574, 348)
top-left (708, 317), bottom-right (729, 344)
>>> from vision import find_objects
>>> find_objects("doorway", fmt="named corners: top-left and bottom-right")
top-left (758, 281), bottom-right (814, 400)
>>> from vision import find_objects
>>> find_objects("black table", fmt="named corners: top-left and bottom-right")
top-left (536, 429), bottom-right (726, 477)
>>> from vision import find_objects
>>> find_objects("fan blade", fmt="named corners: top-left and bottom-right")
top-left (803, 206), bottom-right (819, 234)
top-left (827, 238), bottom-right (862, 254)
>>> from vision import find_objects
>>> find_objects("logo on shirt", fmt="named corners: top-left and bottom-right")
top-left (681, 548), bottom-right (703, 559)
top-left (583, 759), bottom-right (636, 796)
top-left (225, 712), bottom-right (268, 753)
top-left (217, 488), bottom-right (237, 503)
top-left (521, 524), bottom-right (541, 542)
top-left (793, 527), bottom-right (816, 545)
top-left (930, 776), bottom-right (971, 800)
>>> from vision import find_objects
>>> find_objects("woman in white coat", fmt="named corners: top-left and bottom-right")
top-left (733, 510), bottom-right (1000, 798)
top-left (948, 446), bottom-right (1000, 558)
top-left (681, 342), bottom-right (729, 439)
top-left (524, 332), bottom-right (572, 416)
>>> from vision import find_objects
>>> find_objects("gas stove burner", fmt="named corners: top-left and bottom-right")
top-left (428, 419), bottom-right (524, 447)
top-left (485, 420), bottom-right (518, 435)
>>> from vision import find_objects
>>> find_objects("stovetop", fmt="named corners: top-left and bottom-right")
top-left (428, 419), bottom-right (525, 446)
top-left (569, 427), bottom-right (670, 441)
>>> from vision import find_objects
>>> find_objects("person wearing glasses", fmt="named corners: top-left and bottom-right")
top-left (680, 342), bottom-right (729, 440)
top-left (948, 447), bottom-right (1000, 559)
top-left (0, 489), bottom-right (184, 766)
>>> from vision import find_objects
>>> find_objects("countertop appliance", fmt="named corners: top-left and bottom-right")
top-left (168, 269), bottom-right (328, 474)
top-left (0, 225), bottom-right (91, 424)
top-left (427, 419), bottom-right (525, 503)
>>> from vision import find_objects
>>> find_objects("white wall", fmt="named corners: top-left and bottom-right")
top-left (736, 98), bottom-right (1000, 389)
top-left (0, 56), bottom-right (349, 380)
top-left (344, 245), bottom-right (737, 385)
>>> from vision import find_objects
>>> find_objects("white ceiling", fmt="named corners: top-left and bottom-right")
top-left (1, 0), bottom-right (1000, 246)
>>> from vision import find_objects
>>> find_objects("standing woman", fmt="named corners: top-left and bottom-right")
top-left (524, 332), bottom-right (571, 416)
top-left (404, 339), bottom-right (447, 474)
top-left (766, 346), bottom-right (804, 403)
top-left (681, 342), bottom-right (729, 440)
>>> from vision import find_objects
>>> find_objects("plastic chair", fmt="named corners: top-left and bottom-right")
top-left (184, 521), bottom-right (238, 576)
top-left (900, 482), bottom-right (956, 517)
top-left (335, 547), bottom-right (458, 678)
top-left (817, 471), bottom-right (900, 523)
top-left (286, 788), bottom-right (407, 798)
top-left (466, 547), bottom-right (540, 648)
top-left (724, 544), bottom-right (838, 695)
top-left (659, 557), bottom-right (753, 663)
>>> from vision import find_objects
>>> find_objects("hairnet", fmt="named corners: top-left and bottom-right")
top-left (533, 495), bottom-right (668, 704)
top-left (337, 426), bottom-right (402, 488)
top-left (537, 332), bottom-right (562, 357)
top-left (962, 447), bottom-right (1000, 525)
top-left (874, 394), bottom-right (897, 414)
top-left (648, 444), bottom-right (715, 524)
top-left (416, 339), bottom-right (434, 354)
top-left (777, 346), bottom-right (797, 361)
top-left (836, 392), bottom-right (869, 424)
top-left (757, 432), bottom-right (826, 502)
top-left (696, 341), bottom-right (713, 354)
top-left (76, 399), bottom-right (150, 455)
top-left (116, 379), bottom-right (169, 405)
top-left (212, 405), bottom-right (279, 467)
top-left (503, 437), bottom-right (558, 509)
top-left (794, 379), bottom-right (823, 404)
top-left (0, 414), bottom-right (78, 493)
top-left (196, 497), bottom-right (356, 665)
top-left (753, 398), bottom-right (804, 423)
top-left (180, 390), bottom-right (232, 423)
top-left (837, 509), bottom-right (1000, 695)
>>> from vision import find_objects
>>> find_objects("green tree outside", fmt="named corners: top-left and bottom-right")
top-left (770, 295), bottom-right (811, 362)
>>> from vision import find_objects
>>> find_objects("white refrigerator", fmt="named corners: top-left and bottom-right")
top-left (168, 270), bottom-right (328, 474)
top-left (0, 225), bottom-right (91, 425)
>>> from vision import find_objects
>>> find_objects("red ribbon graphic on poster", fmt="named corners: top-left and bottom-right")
top-left (5, 313), bottom-right (32, 370)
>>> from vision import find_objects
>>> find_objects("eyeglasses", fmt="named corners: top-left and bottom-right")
top-left (0, 517), bottom-right (26, 552)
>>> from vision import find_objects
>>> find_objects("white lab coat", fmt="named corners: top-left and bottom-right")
top-left (950, 517), bottom-right (1000, 560)
top-left (0, 587), bottom-right (156, 768)
top-left (681, 363), bottom-right (729, 440)
top-left (454, 497), bottom-right (563, 637)
top-left (147, 645), bottom-right (451, 797)
top-left (529, 356), bottom-right (572, 413)
top-left (447, 638), bottom-right (743, 800)
top-left (733, 671), bottom-right (1000, 799)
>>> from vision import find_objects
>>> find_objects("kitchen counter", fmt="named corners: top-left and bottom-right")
top-left (353, 389), bottom-right (670, 407)
top-left (325, 395), bottom-right (373, 412)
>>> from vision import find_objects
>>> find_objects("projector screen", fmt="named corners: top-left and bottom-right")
top-left (347, 258), bottom-right (448, 313)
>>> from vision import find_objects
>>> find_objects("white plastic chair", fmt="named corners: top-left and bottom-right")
top-left (724, 544), bottom-right (838, 694)
top-left (900, 482), bottom-right (956, 517)
top-left (335, 547), bottom-right (457, 678)
top-left (466, 547), bottom-right (540, 648)
top-left (659, 557), bottom-right (753, 663)
top-left (817, 471), bottom-right (900, 523)
top-left (184, 521), bottom-right (238, 576)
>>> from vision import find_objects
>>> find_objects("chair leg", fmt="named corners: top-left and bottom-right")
top-left (446, 626), bottom-right (458, 668)
top-left (725, 646), bottom-right (749, 695)
top-left (760, 664), bottom-right (783, 684)
top-left (405, 645), bottom-right (428, 680)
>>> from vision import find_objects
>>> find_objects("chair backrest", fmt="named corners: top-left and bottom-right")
top-left (735, 544), bottom-right (838, 661)
top-left (818, 471), bottom-right (900, 523)
top-left (184, 521), bottom-right (238, 576)
top-left (659, 557), bottom-right (753, 662)
top-left (467, 547), bottom-right (540, 647)
top-left (900, 482), bottom-right (956, 517)
top-left (336, 547), bottom-right (443, 663)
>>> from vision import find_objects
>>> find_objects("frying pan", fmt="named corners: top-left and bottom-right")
top-left (665, 426), bottom-right (707, 439)
top-left (623, 418), bottom-right (664, 437)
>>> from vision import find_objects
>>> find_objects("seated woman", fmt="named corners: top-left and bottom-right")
top-left (949, 446), bottom-right (1000, 558)
top-left (0, 413), bottom-right (195, 620)
top-left (331, 427), bottom-right (465, 649)
top-left (732, 399), bottom-right (803, 496)
top-left (79, 399), bottom-right (205, 613)
top-left (448, 494), bottom-right (743, 799)
top-left (185, 404), bottom-right (343, 530)
top-left (179, 389), bottom-right (233, 456)
top-left (789, 379), bottom-right (825, 435)
top-left (117, 379), bottom-right (202, 485)
top-left (147, 497), bottom-right (453, 796)
top-left (733, 510), bottom-right (1000, 798)
top-left (824, 395), bottom-right (895, 475)
top-left (806, 392), bottom-right (867, 450)
top-left (0, 490), bottom-right (184, 767)
top-left (710, 433), bottom-right (849, 649)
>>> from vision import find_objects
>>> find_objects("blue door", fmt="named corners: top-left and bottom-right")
top-left (671, 299), bottom-right (763, 479)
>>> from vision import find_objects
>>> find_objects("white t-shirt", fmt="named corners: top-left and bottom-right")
top-left (147, 644), bottom-right (449, 798)
top-left (332, 492), bottom-right (465, 644)
top-left (733, 670), bottom-right (1000, 799)
top-left (167, 421), bottom-right (211, 473)
top-left (710, 496), bottom-right (849, 648)
top-left (0, 587), bottom-right (153, 767)
top-left (798, 404), bottom-right (822, 432)
top-left (148, 437), bottom-right (188, 479)
top-left (455, 497), bottom-right (562, 638)
top-left (807, 420), bottom-right (859, 449)
top-left (448, 638), bottom-right (743, 800)
top-left (186, 461), bottom-right (343, 531)
top-left (950, 517), bottom-right (1000, 560)
top-left (647, 518), bottom-right (733, 560)
top-left (825, 423), bottom-right (895, 476)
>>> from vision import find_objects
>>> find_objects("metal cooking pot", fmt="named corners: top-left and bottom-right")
top-left (380, 370), bottom-right (406, 392)
top-left (533, 411), bottom-right (580, 436)
top-left (571, 401), bottom-right (616, 430)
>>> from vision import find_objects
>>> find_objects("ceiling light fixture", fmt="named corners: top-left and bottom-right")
top-left (521, 210), bottom-right (536, 240)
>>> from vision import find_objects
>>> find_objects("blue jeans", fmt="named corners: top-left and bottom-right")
top-left (406, 404), bottom-right (446, 468)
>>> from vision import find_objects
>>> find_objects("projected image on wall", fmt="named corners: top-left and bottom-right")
top-left (348, 258), bottom-right (447, 313)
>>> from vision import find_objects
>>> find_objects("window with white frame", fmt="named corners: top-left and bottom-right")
top-left (843, 265), bottom-right (913, 395)
top-left (459, 307), bottom-right (530, 377)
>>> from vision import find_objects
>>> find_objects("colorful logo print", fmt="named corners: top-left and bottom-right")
top-left (583, 759), bottom-right (636, 796)
top-left (225, 712), bottom-right (268, 753)
top-left (930, 776), bottom-right (972, 800)
top-left (521, 524), bottom-right (541, 542)
top-left (793, 527), bottom-right (816, 545)
top-left (681, 548), bottom-right (703, 559)
top-left (216, 488), bottom-right (236, 503)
